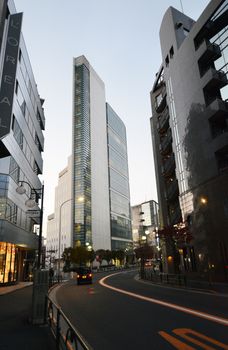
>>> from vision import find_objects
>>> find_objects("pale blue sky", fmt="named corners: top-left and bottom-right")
top-left (14, 0), bottom-right (210, 233)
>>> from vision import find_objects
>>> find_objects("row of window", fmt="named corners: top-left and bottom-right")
top-left (110, 190), bottom-right (130, 218)
top-left (109, 168), bottom-right (130, 198)
top-left (12, 116), bottom-right (40, 175)
top-left (108, 127), bottom-right (127, 158)
top-left (106, 104), bottom-right (126, 141)
top-left (108, 148), bottom-right (129, 178)
top-left (19, 51), bottom-right (44, 130)
top-left (15, 82), bottom-right (43, 152)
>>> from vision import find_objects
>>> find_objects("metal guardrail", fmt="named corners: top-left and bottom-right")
top-left (47, 295), bottom-right (91, 350)
top-left (141, 269), bottom-right (187, 287)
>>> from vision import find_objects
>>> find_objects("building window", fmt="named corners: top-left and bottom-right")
top-left (183, 28), bottom-right (190, 37)
top-left (9, 157), bottom-right (19, 183)
top-left (12, 115), bottom-right (23, 150)
top-left (169, 46), bottom-right (174, 58)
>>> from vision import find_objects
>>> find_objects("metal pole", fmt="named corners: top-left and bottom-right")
top-left (58, 198), bottom-right (72, 283)
top-left (37, 183), bottom-right (44, 269)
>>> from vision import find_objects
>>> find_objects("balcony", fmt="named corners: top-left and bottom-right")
top-left (155, 86), bottom-right (167, 113)
top-left (198, 41), bottom-right (221, 77)
top-left (195, 10), bottom-right (228, 49)
top-left (157, 108), bottom-right (170, 134)
top-left (159, 129), bottom-right (172, 155)
top-left (206, 98), bottom-right (228, 122)
top-left (162, 154), bottom-right (175, 177)
top-left (166, 179), bottom-right (179, 200)
top-left (203, 68), bottom-right (228, 97)
top-left (212, 130), bottom-right (228, 154)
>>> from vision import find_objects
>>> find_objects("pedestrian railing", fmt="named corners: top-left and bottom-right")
top-left (142, 269), bottom-right (187, 287)
top-left (46, 295), bottom-right (91, 350)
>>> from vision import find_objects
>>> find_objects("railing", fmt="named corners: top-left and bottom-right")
top-left (47, 295), bottom-right (91, 350)
top-left (141, 269), bottom-right (187, 287)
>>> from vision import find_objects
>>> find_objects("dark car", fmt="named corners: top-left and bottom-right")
top-left (76, 267), bottom-right (92, 285)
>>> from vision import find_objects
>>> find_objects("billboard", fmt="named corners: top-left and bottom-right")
top-left (0, 12), bottom-right (23, 139)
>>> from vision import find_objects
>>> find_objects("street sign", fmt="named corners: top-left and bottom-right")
top-left (27, 210), bottom-right (40, 217)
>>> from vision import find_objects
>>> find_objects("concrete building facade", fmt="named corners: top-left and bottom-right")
top-left (0, 0), bottom-right (45, 284)
top-left (46, 156), bottom-right (72, 261)
top-left (131, 200), bottom-right (159, 249)
top-left (150, 0), bottom-right (228, 281)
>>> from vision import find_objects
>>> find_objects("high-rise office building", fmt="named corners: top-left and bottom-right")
top-left (46, 55), bottom-right (132, 255)
top-left (150, 0), bottom-right (228, 281)
top-left (107, 103), bottom-right (132, 251)
top-left (46, 156), bottom-right (72, 261)
top-left (0, 0), bottom-right (45, 284)
top-left (72, 56), bottom-right (111, 251)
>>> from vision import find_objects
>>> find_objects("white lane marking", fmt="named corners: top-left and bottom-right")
top-left (99, 272), bottom-right (228, 326)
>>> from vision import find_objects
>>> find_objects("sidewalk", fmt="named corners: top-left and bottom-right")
top-left (0, 283), bottom-right (56, 350)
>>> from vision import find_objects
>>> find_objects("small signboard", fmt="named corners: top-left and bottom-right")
top-left (27, 210), bottom-right (40, 218)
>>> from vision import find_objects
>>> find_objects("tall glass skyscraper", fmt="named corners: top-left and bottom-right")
top-left (106, 104), bottom-right (132, 251)
top-left (47, 56), bottom-right (132, 259)
top-left (72, 56), bottom-right (132, 251)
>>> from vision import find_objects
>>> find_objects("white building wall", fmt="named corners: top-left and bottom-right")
top-left (46, 156), bottom-right (72, 259)
top-left (90, 66), bottom-right (111, 250)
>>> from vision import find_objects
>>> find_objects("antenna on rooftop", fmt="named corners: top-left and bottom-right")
top-left (180, 0), bottom-right (184, 13)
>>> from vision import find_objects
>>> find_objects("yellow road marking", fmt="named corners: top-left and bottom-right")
top-left (173, 328), bottom-right (228, 350)
top-left (159, 331), bottom-right (195, 349)
top-left (99, 273), bottom-right (228, 326)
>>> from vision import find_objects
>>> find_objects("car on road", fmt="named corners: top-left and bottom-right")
top-left (76, 267), bottom-right (93, 285)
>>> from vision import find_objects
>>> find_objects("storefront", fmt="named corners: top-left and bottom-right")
top-left (0, 242), bottom-right (18, 284)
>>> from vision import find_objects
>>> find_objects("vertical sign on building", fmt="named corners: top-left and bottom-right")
top-left (0, 13), bottom-right (23, 139)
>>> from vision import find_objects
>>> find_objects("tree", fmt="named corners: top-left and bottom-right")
top-left (71, 246), bottom-right (90, 266)
top-left (62, 247), bottom-right (73, 272)
top-left (95, 249), bottom-right (106, 264)
top-left (134, 243), bottom-right (154, 260)
top-left (104, 250), bottom-right (112, 265)
top-left (134, 243), bottom-right (154, 278)
top-left (157, 223), bottom-right (192, 273)
top-left (62, 246), bottom-right (93, 270)
top-left (113, 250), bottom-right (125, 264)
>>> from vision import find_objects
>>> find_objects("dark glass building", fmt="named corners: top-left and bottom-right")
top-left (150, 0), bottom-right (228, 281)
top-left (0, 0), bottom-right (45, 284)
top-left (106, 103), bottom-right (132, 252)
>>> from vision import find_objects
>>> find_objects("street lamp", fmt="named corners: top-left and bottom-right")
top-left (58, 198), bottom-right (72, 282)
top-left (16, 181), bottom-right (44, 269)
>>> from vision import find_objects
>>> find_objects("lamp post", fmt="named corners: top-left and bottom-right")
top-left (16, 181), bottom-right (44, 269)
top-left (58, 198), bottom-right (72, 282)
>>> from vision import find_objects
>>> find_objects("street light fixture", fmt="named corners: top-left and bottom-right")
top-left (58, 198), bottom-right (72, 282)
top-left (16, 181), bottom-right (44, 269)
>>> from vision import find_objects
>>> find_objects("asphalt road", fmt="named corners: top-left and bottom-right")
top-left (55, 270), bottom-right (228, 350)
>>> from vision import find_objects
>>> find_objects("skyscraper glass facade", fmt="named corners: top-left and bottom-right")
top-left (106, 104), bottom-right (132, 251)
top-left (72, 62), bottom-right (92, 247)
